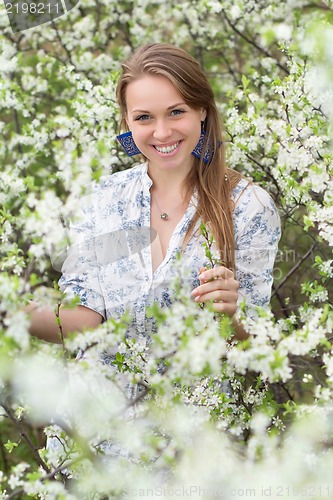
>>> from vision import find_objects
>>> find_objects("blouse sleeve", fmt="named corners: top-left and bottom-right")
top-left (233, 182), bottom-right (281, 319)
top-left (58, 193), bottom-right (106, 320)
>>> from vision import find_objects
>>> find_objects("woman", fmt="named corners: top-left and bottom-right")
top-left (27, 43), bottom-right (280, 342)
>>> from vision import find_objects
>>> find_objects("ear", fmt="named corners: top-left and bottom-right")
top-left (200, 108), bottom-right (207, 121)
top-left (122, 114), bottom-right (130, 133)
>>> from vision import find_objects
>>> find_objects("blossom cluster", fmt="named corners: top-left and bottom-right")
top-left (0, 0), bottom-right (333, 498)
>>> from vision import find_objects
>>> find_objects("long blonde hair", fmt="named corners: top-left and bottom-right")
top-left (116, 43), bottom-right (242, 270)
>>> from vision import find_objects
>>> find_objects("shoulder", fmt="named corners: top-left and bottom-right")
top-left (231, 178), bottom-right (279, 218)
top-left (70, 163), bottom-right (148, 222)
top-left (231, 178), bottom-right (281, 241)
top-left (91, 163), bottom-right (147, 194)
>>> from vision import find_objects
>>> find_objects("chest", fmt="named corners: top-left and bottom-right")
top-left (150, 207), bottom-right (185, 274)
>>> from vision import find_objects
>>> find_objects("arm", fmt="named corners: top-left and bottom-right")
top-left (231, 313), bottom-right (249, 340)
top-left (27, 190), bottom-right (106, 343)
top-left (234, 184), bottom-right (281, 323)
top-left (26, 302), bottom-right (103, 344)
top-left (191, 183), bottom-right (281, 340)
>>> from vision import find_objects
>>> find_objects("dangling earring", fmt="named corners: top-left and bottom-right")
top-left (191, 121), bottom-right (221, 164)
top-left (191, 121), bottom-right (212, 164)
top-left (191, 130), bottom-right (209, 163)
top-left (116, 131), bottom-right (141, 156)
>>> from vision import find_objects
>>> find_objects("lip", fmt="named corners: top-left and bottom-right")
top-left (151, 140), bottom-right (183, 156)
top-left (153, 140), bottom-right (181, 147)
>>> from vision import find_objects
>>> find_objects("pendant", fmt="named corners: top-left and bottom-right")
top-left (160, 212), bottom-right (168, 221)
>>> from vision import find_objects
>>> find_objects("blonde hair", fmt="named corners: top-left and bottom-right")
top-left (116, 43), bottom-right (243, 270)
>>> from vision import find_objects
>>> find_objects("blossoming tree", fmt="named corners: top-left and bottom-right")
top-left (0, 0), bottom-right (333, 497)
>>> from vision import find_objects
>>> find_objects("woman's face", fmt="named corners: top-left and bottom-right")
top-left (125, 75), bottom-right (206, 174)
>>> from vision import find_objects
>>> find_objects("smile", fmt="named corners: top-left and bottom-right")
top-left (153, 141), bottom-right (180, 154)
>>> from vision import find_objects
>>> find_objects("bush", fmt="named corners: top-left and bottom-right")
top-left (0, 0), bottom-right (333, 497)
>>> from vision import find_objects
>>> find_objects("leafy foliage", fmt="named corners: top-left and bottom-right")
top-left (1, 0), bottom-right (333, 497)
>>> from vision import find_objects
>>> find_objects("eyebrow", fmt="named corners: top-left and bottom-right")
top-left (130, 102), bottom-right (187, 114)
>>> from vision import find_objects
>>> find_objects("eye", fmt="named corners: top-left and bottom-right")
top-left (135, 114), bottom-right (151, 121)
top-left (171, 109), bottom-right (185, 116)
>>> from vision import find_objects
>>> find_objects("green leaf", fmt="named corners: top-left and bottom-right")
top-left (115, 352), bottom-right (124, 363)
top-left (241, 74), bottom-right (250, 90)
top-left (4, 440), bottom-right (18, 453)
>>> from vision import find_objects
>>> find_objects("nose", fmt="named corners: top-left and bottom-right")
top-left (153, 119), bottom-right (172, 142)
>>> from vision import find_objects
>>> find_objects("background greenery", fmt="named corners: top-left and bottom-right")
top-left (1, 0), bottom-right (333, 498)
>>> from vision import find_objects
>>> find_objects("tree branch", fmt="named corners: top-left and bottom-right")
top-left (6, 459), bottom-right (78, 499)
top-left (271, 243), bottom-right (317, 297)
top-left (0, 401), bottom-right (50, 473)
top-left (222, 11), bottom-right (289, 75)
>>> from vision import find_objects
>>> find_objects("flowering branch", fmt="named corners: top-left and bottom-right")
top-left (0, 401), bottom-right (50, 474)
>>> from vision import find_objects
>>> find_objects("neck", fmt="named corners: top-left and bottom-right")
top-left (147, 163), bottom-right (190, 198)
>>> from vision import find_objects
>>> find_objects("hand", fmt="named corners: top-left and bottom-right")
top-left (191, 266), bottom-right (239, 317)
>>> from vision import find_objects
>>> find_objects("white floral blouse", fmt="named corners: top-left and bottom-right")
top-left (59, 162), bottom-right (281, 334)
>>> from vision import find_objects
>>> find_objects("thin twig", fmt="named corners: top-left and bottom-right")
top-left (244, 152), bottom-right (282, 195)
top-left (54, 302), bottom-right (68, 358)
top-left (6, 459), bottom-right (78, 499)
top-left (0, 402), bottom-right (50, 473)
top-left (271, 284), bottom-right (290, 318)
top-left (304, 2), bottom-right (333, 11)
top-left (0, 433), bottom-right (9, 474)
top-left (51, 21), bottom-right (75, 67)
top-left (222, 11), bottom-right (289, 75)
top-left (272, 243), bottom-right (317, 297)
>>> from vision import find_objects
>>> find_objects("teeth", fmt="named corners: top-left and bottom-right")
top-left (154, 142), bottom-right (179, 154)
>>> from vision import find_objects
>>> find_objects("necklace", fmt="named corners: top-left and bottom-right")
top-left (151, 190), bottom-right (185, 221)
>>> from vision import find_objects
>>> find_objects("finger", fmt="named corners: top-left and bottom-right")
top-left (194, 294), bottom-right (237, 316)
top-left (199, 267), bottom-right (208, 284)
top-left (194, 289), bottom-right (238, 304)
top-left (199, 266), bottom-right (234, 282)
top-left (192, 278), bottom-right (239, 297)
top-left (211, 301), bottom-right (237, 316)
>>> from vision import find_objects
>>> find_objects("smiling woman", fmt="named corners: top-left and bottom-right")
top-left (125, 75), bottom-right (206, 176)
top-left (26, 43), bottom-right (281, 343)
